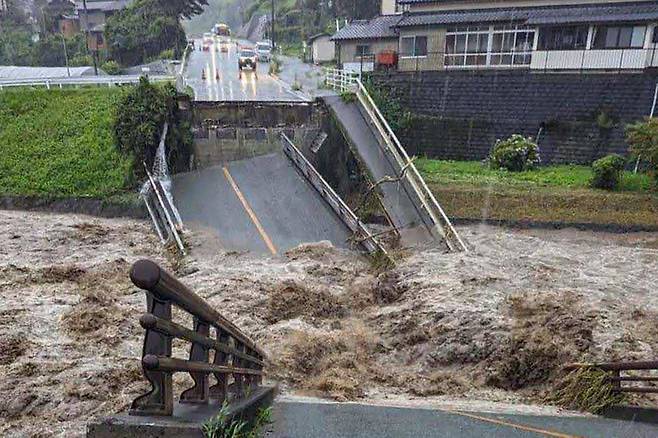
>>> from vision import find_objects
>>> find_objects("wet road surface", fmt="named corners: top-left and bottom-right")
top-left (269, 400), bottom-right (658, 438)
top-left (172, 153), bottom-right (354, 254)
top-left (185, 38), bottom-right (308, 102)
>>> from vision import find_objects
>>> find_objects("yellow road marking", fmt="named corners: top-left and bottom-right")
top-left (445, 410), bottom-right (581, 438)
top-left (222, 166), bottom-right (277, 256)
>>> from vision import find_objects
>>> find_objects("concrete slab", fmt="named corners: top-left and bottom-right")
top-left (87, 385), bottom-right (275, 438)
top-left (172, 164), bottom-right (269, 253)
top-left (172, 153), bottom-right (355, 254)
top-left (323, 95), bottom-right (433, 246)
top-left (225, 153), bottom-right (354, 252)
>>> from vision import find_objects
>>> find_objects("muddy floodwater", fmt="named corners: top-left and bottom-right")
top-left (1, 209), bottom-right (657, 437)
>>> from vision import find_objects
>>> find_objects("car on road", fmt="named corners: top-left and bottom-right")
top-left (238, 48), bottom-right (257, 71)
top-left (256, 42), bottom-right (272, 62)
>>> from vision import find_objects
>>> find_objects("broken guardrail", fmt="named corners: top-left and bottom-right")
top-left (281, 133), bottom-right (389, 256)
top-left (129, 259), bottom-right (269, 416)
top-left (141, 122), bottom-right (186, 255)
top-left (353, 78), bottom-right (467, 253)
top-left (143, 166), bottom-right (186, 255)
top-left (565, 361), bottom-right (658, 394)
top-left (324, 69), bottom-right (467, 252)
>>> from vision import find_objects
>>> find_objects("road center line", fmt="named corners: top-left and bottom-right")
top-left (222, 166), bottom-right (278, 256)
top-left (443, 410), bottom-right (581, 438)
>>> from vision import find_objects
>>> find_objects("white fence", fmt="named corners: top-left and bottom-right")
top-left (0, 74), bottom-right (176, 90)
top-left (323, 68), bottom-right (360, 93)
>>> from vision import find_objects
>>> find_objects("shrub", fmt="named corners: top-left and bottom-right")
top-left (269, 56), bottom-right (282, 74)
top-left (101, 60), bottom-right (121, 75)
top-left (158, 49), bottom-right (175, 60)
top-left (113, 77), bottom-right (191, 183)
top-left (340, 91), bottom-right (356, 103)
top-left (626, 117), bottom-right (658, 183)
top-left (489, 135), bottom-right (540, 172)
top-left (590, 154), bottom-right (626, 190)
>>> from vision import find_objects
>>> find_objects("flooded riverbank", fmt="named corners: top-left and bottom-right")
top-left (1, 209), bottom-right (657, 436)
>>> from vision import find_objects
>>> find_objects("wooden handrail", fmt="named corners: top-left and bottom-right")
top-left (129, 259), bottom-right (268, 416)
top-left (130, 259), bottom-right (264, 356)
top-left (564, 360), bottom-right (658, 396)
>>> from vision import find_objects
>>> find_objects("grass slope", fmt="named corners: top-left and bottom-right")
top-left (0, 88), bottom-right (132, 198)
top-left (417, 159), bottom-right (658, 228)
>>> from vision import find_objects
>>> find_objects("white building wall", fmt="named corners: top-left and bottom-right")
top-left (312, 36), bottom-right (336, 63)
top-left (381, 0), bottom-right (399, 15)
top-left (409, 0), bottom-right (656, 13)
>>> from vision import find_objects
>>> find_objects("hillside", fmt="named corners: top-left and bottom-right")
top-left (0, 88), bottom-right (132, 198)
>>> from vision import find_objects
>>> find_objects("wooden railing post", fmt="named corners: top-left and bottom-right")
top-left (180, 317), bottom-right (211, 403)
top-left (233, 341), bottom-right (245, 399)
top-left (209, 328), bottom-right (230, 403)
top-left (130, 293), bottom-right (173, 416)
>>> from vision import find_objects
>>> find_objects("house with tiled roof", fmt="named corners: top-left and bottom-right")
top-left (331, 0), bottom-right (658, 72)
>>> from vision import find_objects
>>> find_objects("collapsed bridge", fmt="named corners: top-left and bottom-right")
top-left (150, 76), bottom-right (465, 257)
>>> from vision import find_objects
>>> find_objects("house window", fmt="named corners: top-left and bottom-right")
top-left (593, 25), bottom-right (646, 49)
top-left (400, 35), bottom-right (428, 57)
top-left (445, 25), bottom-right (489, 66)
top-left (445, 24), bottom-right (534, 67)
top-left (355, 44), bottom-right (371, 58)
top-left (538, 26), bottom-right (588, 50)
top-left (491, 25), bottom-right (535, 66)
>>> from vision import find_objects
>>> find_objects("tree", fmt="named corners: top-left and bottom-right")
top-left (105, 0), bottom-right (191, 66)
top-left (114, 78), bottom-right (192, 182)
top-left (627, 117), bottom-right (658, 183)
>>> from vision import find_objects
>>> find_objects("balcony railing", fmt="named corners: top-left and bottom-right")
top-left (344, 48), bottom-right (658, 73)
top-left (532, 48), bottom-right (658, 72)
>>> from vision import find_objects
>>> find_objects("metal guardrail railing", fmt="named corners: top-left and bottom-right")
top-left (325, 68), bottom-right (467, 252)
top-left (143, 166), bottom-right (186, 255)
top-left (353, 78), bottom-right (467, 252)
top-left (0, 74), bottom-right (175, 90)
top-left (565, 361), bottom-right (658, 394)
top-left (281, 133), bottom-right (389, 256)
top-left (129, 259), bottom-right (267, 416)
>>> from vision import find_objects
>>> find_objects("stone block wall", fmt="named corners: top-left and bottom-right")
top-left (372, 70), bottom-right (658, 164)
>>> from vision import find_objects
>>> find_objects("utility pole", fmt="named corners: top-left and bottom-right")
top-left (61, 31), bottom-right (70, 77)
top-left (81, 0), bottom-right (98, 75)
top-left (270, 0), bottom-right (275, 50)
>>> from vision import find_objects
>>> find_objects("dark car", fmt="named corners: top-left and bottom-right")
top-left (238, 48), bottom-right (257, 70)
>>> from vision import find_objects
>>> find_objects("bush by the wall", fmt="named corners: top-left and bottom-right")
top-left (626, 117), bottom-right (658, 184)
top-left (590, 154), bottom-right (626, 190)
top-left (488, 135), bottom-right (540, 172)
top-left (114, 77), bottom-right (191, 184)
top-left (101, 60), bottom-right (122, 75)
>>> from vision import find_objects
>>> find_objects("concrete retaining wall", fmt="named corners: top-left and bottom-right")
top-left (190, 101), bottom-right (320, 169)
top-left (372, 70), bottom-right (658, 164)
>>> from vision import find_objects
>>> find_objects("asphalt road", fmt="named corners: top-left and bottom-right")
top-left (323, 95), bottom-right (434, 246)
top-left (172, 153), bottom-right (354, 254)
top-left (185, 37), bottom-right (308, 102)
top-left (267, 400), bottom-right (658, 438)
